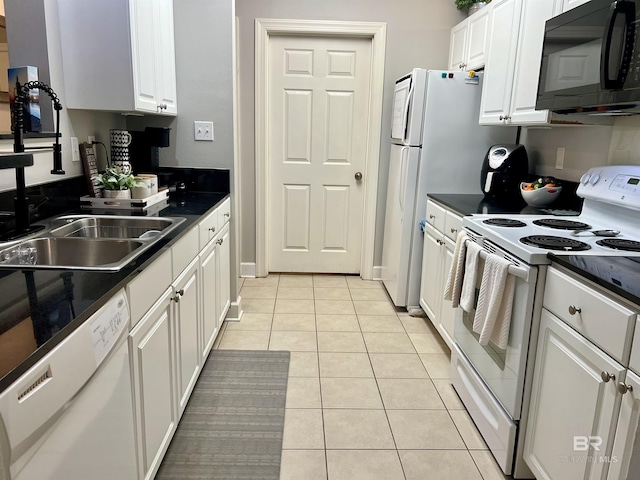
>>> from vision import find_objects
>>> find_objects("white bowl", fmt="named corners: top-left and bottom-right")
top-left (520, 183), bottom-right (562, 207)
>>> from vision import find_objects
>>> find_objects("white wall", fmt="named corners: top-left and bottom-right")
top-left (236, 0), bottom-right (464, 272)
top-left (524, 117), bottom-right (640, 182)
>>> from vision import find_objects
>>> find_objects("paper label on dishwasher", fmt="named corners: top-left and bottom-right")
top-left (90, 294), bottom-right (130, 366)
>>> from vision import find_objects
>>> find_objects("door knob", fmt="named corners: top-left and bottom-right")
top-left (355, 172), bottom-right (363, 181)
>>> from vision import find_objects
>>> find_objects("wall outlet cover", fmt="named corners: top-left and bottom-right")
top-left (555, 147), bottom-right (565, 170)
top-left (71, 137), bottom-right (80, 162)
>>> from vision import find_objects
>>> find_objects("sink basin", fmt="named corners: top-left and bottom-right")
top-left (49, 215), bottom-right (185, 240)
top-left (0, 237), bottom-right (148, 271)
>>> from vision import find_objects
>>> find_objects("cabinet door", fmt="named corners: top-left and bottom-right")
top-left (466, 6), bottom-right (492, 71)
top-left (216, 226), bottom-right (231, 328)
top-left (478, 0), bottom-right (523, 125)
top-left (173, 259), bottom-right (200, 417)
top-left (130, 0), bottom-right (160, 113)
top-left (154, 0), bottom-right (178, 114)
top-left (129, 289), bottom-right (176, 480)
top-left (563, 0), bottom-right (590, 12)
top-left (524, 309), bottom-right (624, 480)
top-left (200, 241), bottom-right (218, 358)
top-left (448, 20), bottom-right (469, 71)
top-left (419, 225), bottom-right (442, 325)
top-left (608, 370), bottom-right (640, 480)
top-left (438, 241), bottom-right (456, 348)
top-left (509, 0), bottom-right (556, 125)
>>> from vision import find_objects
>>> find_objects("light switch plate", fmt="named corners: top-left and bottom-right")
top-left (194, 121), bottom-right (214, 141)
top-left (71, 137), bottom-right (80, 162)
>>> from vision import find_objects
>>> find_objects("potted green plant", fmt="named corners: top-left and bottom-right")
top-left (93, 166), bottom-right (145, 199)
top-left (455, 0), bottom-right (490, 15)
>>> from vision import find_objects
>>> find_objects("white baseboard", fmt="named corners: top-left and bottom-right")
top-left (225, 295), bottom-right (243, 322)
top-left (240, 262), bottom-right (256, 278)
top-left (371, 265), bottom-right (382, 281)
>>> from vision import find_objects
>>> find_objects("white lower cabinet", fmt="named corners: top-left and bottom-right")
top-left (173, 258), bottom-right (201, 417)
top-left (129, 288), bottom-right (176, 480)
top-left (127, 197), bottom-right (232, 479)
top-left (608, 370), bottom-right (640, 480)
top-left (524, 309), bottom-right (624, 480)
top-left (419, 200), bottom-right (461, 348)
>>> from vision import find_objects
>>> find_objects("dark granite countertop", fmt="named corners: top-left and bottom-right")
top-left (548, 254), bottom-right (640, 307)
top-left (0, 170), bottom-right (230, 392)
top-left (428, 188), bottom-right (582, 218)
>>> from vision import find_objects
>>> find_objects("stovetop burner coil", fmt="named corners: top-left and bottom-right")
top-left (482, 218), bottom-right (527, 228)
top-left (532, 219), bottom-right (591, 230)
top-left (596, 238), bottom-right (640, 252)
top-left (520, 235), bottom-right (592, 251)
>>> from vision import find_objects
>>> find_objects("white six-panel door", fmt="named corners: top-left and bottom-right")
top-left (268, 35), bottom-right (372, 273)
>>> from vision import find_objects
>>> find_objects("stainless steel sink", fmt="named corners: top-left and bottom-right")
top-left (49, 215), bottom-right (185, 240)
top-left (0, 238), bottom-right (148, 271)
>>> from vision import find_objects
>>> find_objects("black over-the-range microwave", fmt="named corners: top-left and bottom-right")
top-left (537, 0), bottom-right (640, 115)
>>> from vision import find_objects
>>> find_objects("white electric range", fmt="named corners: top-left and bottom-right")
top-left (450, 165), bottom-right (640, 478)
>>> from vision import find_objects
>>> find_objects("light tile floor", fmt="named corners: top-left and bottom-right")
top-left (216, 274), bottom-right (512, 480)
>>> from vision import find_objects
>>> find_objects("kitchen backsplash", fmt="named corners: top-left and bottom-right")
top-left (524, 117), bottom-right (640, 182)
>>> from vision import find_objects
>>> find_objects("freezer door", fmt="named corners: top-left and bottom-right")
top-left (381, 144), bottom-right (420, 306)
top-left (391, 69), bottom-right (427, 146)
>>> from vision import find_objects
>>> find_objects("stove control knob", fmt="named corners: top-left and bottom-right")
top-left (589, 174), bottom-right (601, 185)
top-left (580, 173), bottom-right (591, 185)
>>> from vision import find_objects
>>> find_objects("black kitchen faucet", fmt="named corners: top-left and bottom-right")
top-left (0, 81), bottom-right (64, 240)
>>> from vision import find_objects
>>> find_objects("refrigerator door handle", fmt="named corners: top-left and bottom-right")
top-left (398, 146), bottom-right (409, 219)
top-left (402, 81), bottom-right (414, 143)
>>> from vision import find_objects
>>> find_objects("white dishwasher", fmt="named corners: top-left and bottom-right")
top-left (0, 289), bottom-right (138, 480)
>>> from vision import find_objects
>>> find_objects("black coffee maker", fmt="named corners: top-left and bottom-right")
top-left (480, 144), bottom-right (529, 198)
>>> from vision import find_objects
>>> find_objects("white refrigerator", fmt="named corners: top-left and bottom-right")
top-left (381, 69), bottom-right (517, 308)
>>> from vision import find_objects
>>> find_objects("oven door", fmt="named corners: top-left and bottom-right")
top-left (452, 248), bottom-right (538, 420)
top-left (537, 0), bottom-right (638, 113)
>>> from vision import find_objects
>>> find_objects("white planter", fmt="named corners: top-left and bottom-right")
top-left (469, 2), bottom-right (488, 15)
top-left (102, 189), bottom-right (131, 200)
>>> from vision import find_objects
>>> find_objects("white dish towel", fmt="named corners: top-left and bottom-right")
top-left (472, 253), bottom-right (516, 349)
top-left (460, 241), bottom-right (482, 313)
top-left (443, 231), bottom-right (468, 307)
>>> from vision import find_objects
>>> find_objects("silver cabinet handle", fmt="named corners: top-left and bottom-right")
top-left (601, 371), bottom-right (616, 383)
top-left (429, 214), bottom-right (435, 219)
top-left (568, 305), bottom-right (582, 315)
top-left (451, 228), bottom-right (457, 234)
top-left (209, 226), bottom-right (216, 233)
top-left (216, 238), bottom-right (224, 245)
top-left (172, 288), bottom-right (184, 303)
top-left (499, 114), bottom-right (511, 121)
top-left (355, 172), bottom-right (363, 181)
top-left (224, 213), bottom-right (230, 217)
top-left (618, 382), bottom-right (634, 394)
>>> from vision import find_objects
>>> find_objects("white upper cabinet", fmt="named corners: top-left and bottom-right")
top-left (448, 5), bottom-right (492, 72)
top-left (563, 0), bottom-right (590, 12)
top-left (479, 0), bottom-right (560, 125)
top-left (58, 0), bottom-right (177, 115)
top-left (478, 0), bottom-right (523, 124)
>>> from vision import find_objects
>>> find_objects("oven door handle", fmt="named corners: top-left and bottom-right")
top-left (601, 0), bottom-right (636, 90)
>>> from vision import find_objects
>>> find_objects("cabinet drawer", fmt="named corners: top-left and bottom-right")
top-left (426, 201), bottom-right (446, 232)
top-left (127, 249), bottom-right (172, 327)
top-left (198, 207), bottom-right (218, 250)
top-left (217, 198), bottom-right (231, 231)
top-left (444, 211), bottom-right (463, 241)
top-left (543, 267), bottom-right (636, 363)
top-left (172, 226), bottom-right (199, 277)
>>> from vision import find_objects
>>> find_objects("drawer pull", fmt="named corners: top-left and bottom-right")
top-left (450, 228), bottom-right (457, 234)
top-left (216, 238), bottom-right (224, 245)
top-left (568, 305), bottom-right (582, 315)
top-left (601, 371), bottom-right (616, 383)
top-left (429, 214), bottom-right (435, 220)
top-left (618, 382), bottom-right (634, 394)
